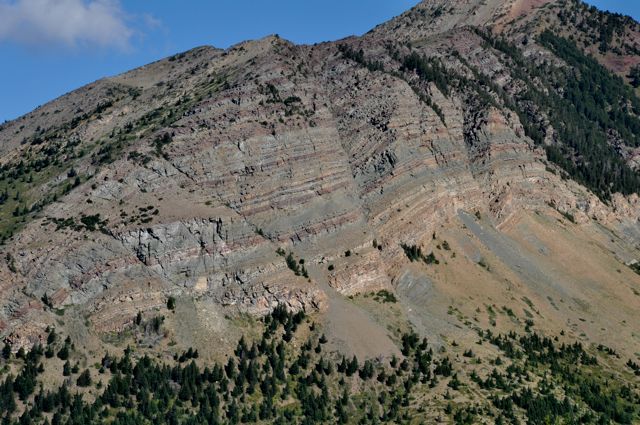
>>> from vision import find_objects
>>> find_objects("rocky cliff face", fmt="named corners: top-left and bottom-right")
top-left (0, 0), bottom-right (639, 360)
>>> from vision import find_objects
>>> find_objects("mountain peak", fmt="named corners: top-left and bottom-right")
top-left (1, 3), bottom-right (640, 422)
top-left (370, 0), bottom-right (555, 40)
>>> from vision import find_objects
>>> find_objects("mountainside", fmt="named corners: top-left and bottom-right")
top-left (1, 0), bottom-right (640, 423)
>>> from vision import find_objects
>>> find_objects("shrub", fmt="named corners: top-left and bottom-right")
top-left (167, 296), bottom-right (176, 311)
top-left (77, 369), bottom-right (92, 387)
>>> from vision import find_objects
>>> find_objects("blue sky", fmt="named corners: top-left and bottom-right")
top-left (0, 0), bottom-right (637, 123)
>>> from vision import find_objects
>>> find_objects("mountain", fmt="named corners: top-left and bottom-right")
top-left (1, 0), bottom-right (640, 423)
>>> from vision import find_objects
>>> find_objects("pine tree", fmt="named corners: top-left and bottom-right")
top-left (167, 296), bottom-right (176, 311)
top-left (1, 342), bottom-right (10, 360)
top-left (630, 65), bottom-right (640, 88)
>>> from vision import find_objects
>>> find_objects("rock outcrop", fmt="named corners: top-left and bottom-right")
top-left (0, 0), bottom-right (639, 358)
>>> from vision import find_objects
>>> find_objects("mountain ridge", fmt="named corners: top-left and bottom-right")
top-left (0, 0), bottom-right (638, 365)
top-left (0, 1), bottom-right (640, 423)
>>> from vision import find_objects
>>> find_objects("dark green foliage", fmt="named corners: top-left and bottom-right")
top-left (576, 7), bottom-right (637, 53)
top-left (138, 314), bottom-right (166, 335)
top-left (539, 31), bottom-right (640, 145)
top-left (127, 150), bottom-right (152, 165)
top-left (56, 344), bottom-right (69, 361)
top-left (46, 328), bottom-right (56, 345)
top-left (263, 83), bottom-right (280, 103)
top-left (2, 342), bottom-right (11, 359)
top-left (629, 65), bottom-right (640, 88)
top-left (471, 29), bottom-right (640, 199)
top-left (263, 304), bottom-right (305, 343)
top-left (358, 360), bottom-right (375, 380)
top-left (537, 31), bottom-right (640, 198)
top-left (41, 293), bottom-right (52, 308)
top-left (76, 370), bottom-right (92, 387)
top-left (338, 44), bottom-right (384, 72)
top-left (401, 244), bottom-right (421, 262)
top-left (94, 100), bottom-right (114, 116)
top-left (401, 52), bottom-right (451, 96)
top-left (285, 252), bottom-right (298, 272)
top-left (50, 214), bottom-right (108, 233)
top-left (0, 305), bottom-right (638, 425)
top-left (153, 133), bottom-right (173, 159)
top-left (0, 77), bottom-right (212, 242)
top-left (284, 252), bottom-right (308, 278)
top-left (395, 52), bottom-right (452, 123)
top-left (167, 296), bottom-right (176, 311)
top-left (560, 209), bottom-right (576, 224)
top-left (79, 214), bottom-right (107, 232)
top-left (283, 96), bottom-right (302, 106)
top-left (401, 244), bottom-right (439, 265)
top-left (176, 347), bottom-right (199, 363)
top-left (424, 252), bottom-right (438, 264)
top-left (5, 253), bottom-right (16, 273)
top-left (372, 290), bottom-right (397, 304)
top-left (485, 330), bottom-right (636, 424)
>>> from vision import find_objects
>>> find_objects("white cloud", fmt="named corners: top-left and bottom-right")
top-left (0, 0), bottom-right (135, 49)
top-left (142, 13), bottom-right (161, 30)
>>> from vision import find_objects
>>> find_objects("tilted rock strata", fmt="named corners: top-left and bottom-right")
top-left (0, 0), bottom-right (638, 354)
